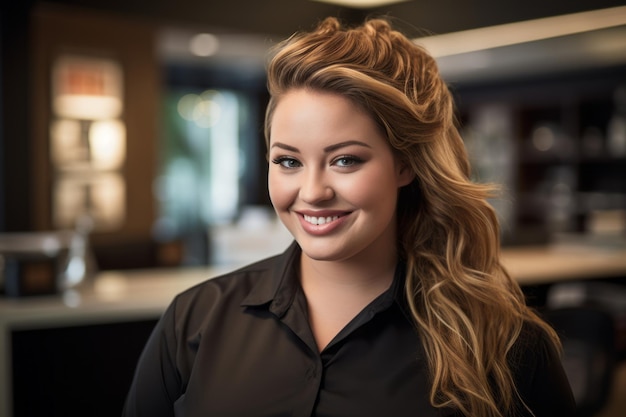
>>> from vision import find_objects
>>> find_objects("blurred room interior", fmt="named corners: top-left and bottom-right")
top-left (1, 0), bottom-right (626, 416)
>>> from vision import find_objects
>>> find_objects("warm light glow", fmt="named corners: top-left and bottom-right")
top-left (189, 33), bottom-right (220, 57)
top-left (89, 119), bottom-right (126, 170)
top-left (50, 55), bottom-right (127, 234)
top-left (177, 90), bottom-right (223, 128)
top-left (54, 95), bottom-right (123, 120)
top-left (90, 174), bottom-right (126, 228)
top-left (416, 6), bottom-right (626, 57)
top-left (177, 93), bottom-right (201, 120)
top-left (310, 0), bottom-right (408, 8)
top-left (194, 90), bottom-right (223, 128)
top-left (52, 55), bottom-right (124, 119)
top-left (54, 178), bottom-right (87, 229)
top-left (50, 119), bottom-right (83, 167)
top-left (53, 173), bottom-right (125, 231)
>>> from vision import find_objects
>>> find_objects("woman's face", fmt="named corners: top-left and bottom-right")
top-left (268, 89), bottom-right (413, 264)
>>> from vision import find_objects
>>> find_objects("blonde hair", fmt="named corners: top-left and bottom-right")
top-left (264, 17), bottom-right (561, 417)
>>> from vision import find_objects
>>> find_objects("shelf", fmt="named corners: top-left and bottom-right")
top-left (457, 69), bottom-right (626, 243)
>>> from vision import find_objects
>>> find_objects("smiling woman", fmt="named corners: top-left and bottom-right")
top-left (123, 17), bottom-right (576, 417)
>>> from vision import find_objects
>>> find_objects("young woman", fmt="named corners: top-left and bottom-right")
top-left (123, 18), bottom-right (575, 417)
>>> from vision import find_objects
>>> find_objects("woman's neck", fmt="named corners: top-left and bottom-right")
top-left (299, 249), bottom-right (397, 351)
top-left (300, 252), bottom-right (397, 294)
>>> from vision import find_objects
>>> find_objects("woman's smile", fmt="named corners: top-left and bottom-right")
top-left (303, 214), bottom-right (340, 226)
top-left (297, 211), bottom-right (351, 235)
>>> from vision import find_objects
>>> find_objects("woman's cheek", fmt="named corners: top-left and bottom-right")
top-left (268, 174), bottom-right (293, 210)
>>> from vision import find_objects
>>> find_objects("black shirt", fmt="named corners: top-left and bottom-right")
top-left (122, 242), bottom-right (575, 417)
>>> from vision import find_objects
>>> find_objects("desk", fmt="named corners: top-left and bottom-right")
top-left (1, 245), bottom-right (625, 417)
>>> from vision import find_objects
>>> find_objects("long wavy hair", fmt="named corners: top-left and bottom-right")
top-left (264, 17), bottom-right (561, 417)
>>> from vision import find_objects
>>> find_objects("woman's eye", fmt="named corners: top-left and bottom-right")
top-left (333, 156), bottom-right (362, 168)
top-left (271, 156), bottom-right (301, 169)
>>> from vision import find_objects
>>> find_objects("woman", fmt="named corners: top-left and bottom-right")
top-left (123, 18), bottom-right (575, 417)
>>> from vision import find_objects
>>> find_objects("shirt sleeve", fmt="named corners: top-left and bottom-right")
top-left (514, 324), bottom-right (577, 417)
top-left (122, 300), bottom-right (184, 417)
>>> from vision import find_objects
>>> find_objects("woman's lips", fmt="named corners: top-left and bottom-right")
top-left (302, 214), bottom-right (340, 225)
top-left (297, 212), bottom-right (350, 235)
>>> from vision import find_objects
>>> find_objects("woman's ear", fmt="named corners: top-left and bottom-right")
top-left (396, 161), bottom-right (416, 187)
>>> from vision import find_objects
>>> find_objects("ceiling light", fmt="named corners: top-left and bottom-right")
top-left (416, 5), bottom-right (626, 57)
top-left (310, 0), bottom-right (409, 8)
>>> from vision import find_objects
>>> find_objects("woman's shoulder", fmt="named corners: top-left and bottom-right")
top-left (515, 318), bottom-right (556, 351)
top-left (174, 252), bottom-right (286, 308)
top-left (151, 252), bottom-right (289, 343)
top-left (167, 242), bottom-right (299, 319)
top-left (509, 318), bottom-right (562, 376)
top-left (509, 318), bottom-right (576, 415)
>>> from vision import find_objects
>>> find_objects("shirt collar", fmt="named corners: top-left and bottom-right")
top-left (240, 241), bottom-right (301, 318)
top-left (365, 260), bottom-right (408, 315)
top-left (389, 261), bottom-right (415, 323)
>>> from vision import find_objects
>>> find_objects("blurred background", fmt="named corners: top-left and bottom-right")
top-left (1, 1), bottom-right (626, 416)
top-left (1, 0), bottom-right (625, 269)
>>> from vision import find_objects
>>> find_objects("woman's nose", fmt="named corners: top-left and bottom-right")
top-left (299, 169), bottom-right (334, 203)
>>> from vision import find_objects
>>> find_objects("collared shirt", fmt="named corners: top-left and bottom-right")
top-left (123, 242), bottom-right (575, 417)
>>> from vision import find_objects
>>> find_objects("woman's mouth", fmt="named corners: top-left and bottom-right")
top-left (303, 214), bottom-right (340, 225)
top-left (296, 211), bottom-right (350, 235)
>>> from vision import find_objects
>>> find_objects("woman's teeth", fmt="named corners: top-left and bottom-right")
top-left (303, 215), bottom-right (340, 225)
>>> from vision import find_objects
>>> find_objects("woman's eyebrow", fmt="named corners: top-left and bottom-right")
top-left (270, 140), bottom-right (372, 153)
top-left (324, 140), bottom-right (372, 152)
top-left (270, 142), bottom-right (300, 152)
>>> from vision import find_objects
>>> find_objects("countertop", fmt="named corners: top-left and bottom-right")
top-left (2, 243), bottom-right (626, 326)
